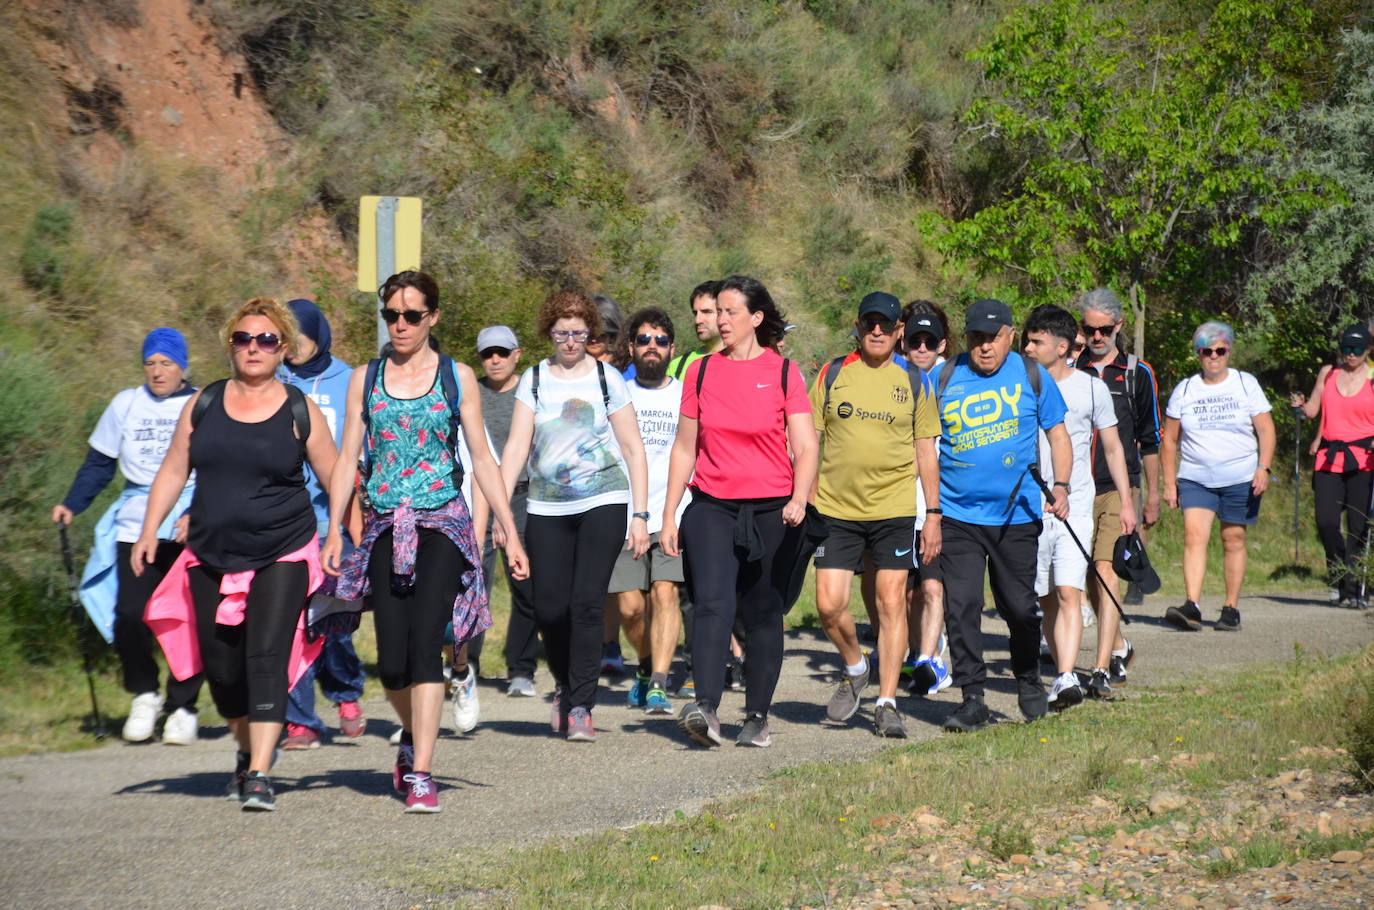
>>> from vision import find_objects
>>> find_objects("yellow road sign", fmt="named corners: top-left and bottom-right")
top-left (357, 196), bottom-right (423, 294)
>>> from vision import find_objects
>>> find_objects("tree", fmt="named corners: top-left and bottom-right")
top-left (923, 0), bottom-right (1324, 355)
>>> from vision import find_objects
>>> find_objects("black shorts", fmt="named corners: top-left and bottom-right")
top-left (813, 516), bottom-right (918, 572)
top-left (913, 543), bottom-right (943, 584)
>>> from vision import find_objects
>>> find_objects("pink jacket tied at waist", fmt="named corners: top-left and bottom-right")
top-left (144, 537), bottom-right (326, 688)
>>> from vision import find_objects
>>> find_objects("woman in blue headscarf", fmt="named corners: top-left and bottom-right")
top-left (52, 328), bottom-right (202, 744)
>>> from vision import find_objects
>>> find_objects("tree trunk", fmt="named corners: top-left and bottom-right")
top-left (1130, 280), bottom-right (1145, 357)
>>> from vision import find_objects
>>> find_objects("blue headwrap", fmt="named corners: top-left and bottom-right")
top-left (286, 298), bottom-right (334, 379)
top-left (142, 327), bottom-right (188, 370)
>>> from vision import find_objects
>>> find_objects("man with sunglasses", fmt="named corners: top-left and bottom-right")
top-left (608, 308), bottom-right (691, 715)
top-left (1075, 288), bottom-right (1162, 696)
top-left (809, 292), bottom-right (941, 738)
top-left (471, 326), bottom-right (542, 698)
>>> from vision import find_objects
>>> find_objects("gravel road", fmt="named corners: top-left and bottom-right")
top-left (2, 592), bottom-right (1369, 910)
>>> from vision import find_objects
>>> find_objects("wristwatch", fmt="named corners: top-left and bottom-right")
top-left (1053, 481), bottom-right (1071, 494)
top-left (632, 511), bottom-right (650, 521)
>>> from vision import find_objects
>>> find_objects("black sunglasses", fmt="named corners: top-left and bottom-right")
top-left (230, 331), bottom-right (282, 353)
top-left (634, 333), bottom-right (671, 347)
top-left (860, 316), bottom-right (897, 334)
top-left (1198, 346), bottom-right (1229, 358)
top-left (380, 307), bottom-right (429, 325)
top-left (480, 347), bottom-right (513, 359)
top-left (1342, 345), bottom-right (1367, 356)
top-left (1082, 322), bottom-right (1116, 337)
top-left (907, 333), bottom-right (939, 351)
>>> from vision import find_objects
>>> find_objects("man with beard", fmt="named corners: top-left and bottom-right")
top-left (608, 308), bottom-right (691, 714)
top-left (666, 281), bottom-right (724, 380)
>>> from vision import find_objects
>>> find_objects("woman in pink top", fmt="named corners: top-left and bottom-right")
top-left (1292, 324), bottom-right (1374, 608)
top-left (661, 276), bottom-right (819, 748)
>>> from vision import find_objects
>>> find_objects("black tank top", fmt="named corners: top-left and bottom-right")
top-left (187, 387), bottom-right (316, 572)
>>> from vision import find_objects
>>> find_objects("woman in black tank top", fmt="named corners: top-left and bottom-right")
top-left (135, 298), bottom-right (338, 812)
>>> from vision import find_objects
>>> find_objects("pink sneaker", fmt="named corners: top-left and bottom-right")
top-left (402, 772), bottom-right (441, 813)
top-left (566, 706), bottom-right (596, 742)
top-left (337, 701), bottom-right (366, 738)
top-left (392, 741), bottom-right (414, 794)
top-left (281, 723), bottom-right (320, 750)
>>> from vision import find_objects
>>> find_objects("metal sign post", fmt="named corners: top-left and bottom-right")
top-left (357, 196), bottom-right (423, 353)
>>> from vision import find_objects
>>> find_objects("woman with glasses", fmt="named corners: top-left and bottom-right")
top-left (1160, 321), bottom-right (1274, 632)
top-left (661, 275), bottom-right (819, 748)
top-left (499, 291), bottom-right (649, 742)
top-left (1291, 324), bottom-right (1374, 608)
top-left (53, 328), bottom-right (203, 745)
top-left (136, 299), bottom-right (338, 811)
top-left (323, 271), bottom-right (526, 812)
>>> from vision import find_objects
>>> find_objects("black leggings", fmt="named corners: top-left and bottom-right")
top-left (525, 504), bottom-right (626, 710)
top-left (1314, 469), bottom-right (1373, 598)
top-left (369, 528), bottom-right (465, 691)
top-left (680, 496), bottom-right (788, 717)
top-left (188, 560), bottom-right (308, 723)
top-left (115, 541), bottom-right (203, 711)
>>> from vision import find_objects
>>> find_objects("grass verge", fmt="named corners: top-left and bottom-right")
top-left (420, 644), bottom-right (1372, 909)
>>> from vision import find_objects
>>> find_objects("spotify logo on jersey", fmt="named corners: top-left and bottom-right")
top-left (837, 402), bottom-right (854, 419)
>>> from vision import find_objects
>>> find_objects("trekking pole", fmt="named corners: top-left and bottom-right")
top-left (1292, 406), bottom-right (1302, 565)
top-left (1026, 464), bottom-right (1129, 624)
top-left (1362, 449), bottom-right (1374, 603)
top-left (57, 522), bottom-right (108, 739)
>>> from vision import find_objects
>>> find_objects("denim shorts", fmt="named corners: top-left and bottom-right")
top-left (1178, 477), bottom-right (1262, 525)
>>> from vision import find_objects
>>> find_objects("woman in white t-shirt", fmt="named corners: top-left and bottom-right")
top-left (500, 291), bottom-right (649, 743)
top-left (1161, 321), bottom-right (1274, 633)
top-left (51, 329), bottom-right (201, 745)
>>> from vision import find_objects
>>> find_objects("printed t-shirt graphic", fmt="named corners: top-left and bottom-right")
top-left (931, 354), bottom-right (1068, 526)
top-left (809, 352), bottom-right (939, 521)
top-left (515, 363), bottom-right (633, 515)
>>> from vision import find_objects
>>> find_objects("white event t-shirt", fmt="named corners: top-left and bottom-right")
top-left (88, 385), bottom-right (194, 542)
top-left (622, 377), bottom-right (689, 533)
top-left (1166, 369), bottom-right (1272, 487)
top-left (1037, 370), bottom-right (1117, 519)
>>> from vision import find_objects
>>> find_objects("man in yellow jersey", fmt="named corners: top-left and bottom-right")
top-left (809, 292), bottom-right (942, 738)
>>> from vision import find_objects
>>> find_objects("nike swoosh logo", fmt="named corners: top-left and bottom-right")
top-left (756, 383), bottom-right (772, 389)
top-left (895, 548), bottom-right (913, 557)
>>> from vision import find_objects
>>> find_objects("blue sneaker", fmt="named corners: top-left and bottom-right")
top-left (627, 673), bottom-right (650, 708)
top-left (644, 686), bottom-right (672, 715)
top-left (926, 656), bottom-right (953, 695)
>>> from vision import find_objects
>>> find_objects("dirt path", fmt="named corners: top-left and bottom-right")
top-left (1, 592), bottom-right (1369, 910)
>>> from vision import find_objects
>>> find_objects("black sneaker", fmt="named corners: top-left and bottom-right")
top-left (1108, 640), bottom-right (1135, 686)
top-left (736, 713), bottom-right (771, 747)
top-left (1017, 678), bottom-right (1047, 722)
top-left (226, 750), bottom-right (249, 801)
top-left (1215, 605), bottom-right (1241, 631)
top-left (1164, 600), bottom-right (1203, 631)
top-left (241, 771), bottom-right (276, 812)
top-left (942, 694), bottom-right (991, 733)
top-left (1086, 668), bottom-right (1113, 699)
top-left (1124, 582), bottom-right (1144, 605)
top-left (907, 659), bottom-right (937, 693)
top-left (726, 655), bottom-right (746, 691)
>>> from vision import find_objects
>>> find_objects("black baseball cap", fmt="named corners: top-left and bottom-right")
top-left (1339, 324), bottom-right (1371, 350)
top-left (1112, 531), bottom-right (1161, 595)
top-left (965, 298), bottom-right (1014, 333)
top-left (904, 313), bottom-right (946, 346)
top-left (857, 292), bottom-right (902, 323)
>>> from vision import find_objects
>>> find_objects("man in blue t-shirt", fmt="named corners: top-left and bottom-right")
top-left (929, 299), bottom-right (1072, 732)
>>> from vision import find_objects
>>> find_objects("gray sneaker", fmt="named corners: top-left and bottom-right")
top-left (678, 702), bottom-right (722, 747)
top-left (873, 703), bottom-right (907, 738)
top-left (505, 675), bottom-right (537, 697)
top-left (736, 713), bottom-right (772, 747)
top-left (826, 663), bottom-right (870, 722)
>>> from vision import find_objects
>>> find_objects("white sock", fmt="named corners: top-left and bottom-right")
top-left (1112, 640), bottom-right (1130, 658)
top-left (918, 653), bottom-right (933, 662)
top-left (1057, 671), bottom-right (1078, 686)
top-left (846, 657), bottom-right (868, 677)
top-left (875, 696), bottom-right (896, 708)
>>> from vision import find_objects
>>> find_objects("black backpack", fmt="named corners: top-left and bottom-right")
top-left (191, 379), bottom-right (310, 452)
top-left (360, 354), bottom-right (465, 489)
top-left (818, 353), bottom-right (929, 417)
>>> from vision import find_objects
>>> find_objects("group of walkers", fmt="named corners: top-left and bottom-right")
top-left (54, 268), bottom-right (1369, 813)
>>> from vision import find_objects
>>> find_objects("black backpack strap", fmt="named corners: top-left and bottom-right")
top-left (934, 356), bottom-right (957, 415)
top-left (596, 359), bottom-right (610, 411)
top-left (531, 361), bottom-right (541, 407)
top-left (1123, 352), bottom-right (1138, 400)
top-left (695, 352), bottom-right (710, 399)
top-left (781, 357), bottom-right (791, 397)
top-left (438, 354), bottom-right (466, 487)
top-left (820, 355), bottom-right (846, 414)
top-left (283, 383), bottom-right (311, 451)
top-left (359, 358), bottom-right (383, 478)
top-left (669, 355), bottom-right (689, 381)
top-left (190, 379), bottom-right (227, 428)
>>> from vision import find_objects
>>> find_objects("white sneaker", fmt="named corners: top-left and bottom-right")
top-left (389, 727), bottom-right (404, 745)
top-left (1080, 601), bottom-right (1095, 628)
top-left (1048, 671), bottom-right (1084, 711)
top-left (452, 667), bottom-right (479, 733)
top-left (123, 692), bottom-right (163, 742)
top-left (506, 675), bottom-right (537, 697)
top-left (161, 707), bottom-right (199, 745)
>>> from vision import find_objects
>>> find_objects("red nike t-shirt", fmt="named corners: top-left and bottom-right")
top-left (681, 349), bottom-right (810, 499)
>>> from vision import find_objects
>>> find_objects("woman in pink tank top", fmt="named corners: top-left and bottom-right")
top-left (1292, 324), bottom-right (1374, 608)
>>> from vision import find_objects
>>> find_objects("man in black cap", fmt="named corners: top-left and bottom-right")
top-left (809, 292), bottom-right (942, 738)
top-left (929, 299), bottom-right (1072, 732)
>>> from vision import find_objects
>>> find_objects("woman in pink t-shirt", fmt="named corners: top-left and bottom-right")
top-left (1292, 324), bottom-right (1374, 608)
top-left (661, 276), bottom-right (818, 748)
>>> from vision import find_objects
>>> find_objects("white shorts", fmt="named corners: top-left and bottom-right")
top-left (1035, 515), bottom-right (1092, 597)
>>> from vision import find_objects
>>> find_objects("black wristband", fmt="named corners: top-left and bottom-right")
top-left (924, 508), bottom-right (942, 515)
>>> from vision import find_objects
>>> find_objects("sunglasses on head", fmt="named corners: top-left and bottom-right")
top-left (550, 329), bottom-right (590, 343)
top-left (860, 316), bottom-right (897, 334)
top-left (1082, 322), bottom-right (1116, 337)
top-left (480, 347), bottom-right (512, 359)
top-left (230, 331), bottom-right (282, 353)
top-left (379, 307), bottom-right (429, 325)
top-left (634, 333), bottom-right (671, 347)
top-left (1198, 346), bottom-right (1229, 358)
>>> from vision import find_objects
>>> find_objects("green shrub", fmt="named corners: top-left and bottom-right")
top-left (19, 202), bottom-right (74, 296)
top-left (1346, 670), bottom-right (1374, 792)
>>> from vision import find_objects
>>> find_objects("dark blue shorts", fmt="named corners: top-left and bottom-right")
top-left (1178, 477), bottom-right (1262, 525)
